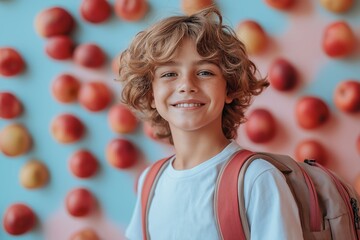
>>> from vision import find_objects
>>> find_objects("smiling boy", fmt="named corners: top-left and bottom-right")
top-left (119, 7), bottom-right (303, 240)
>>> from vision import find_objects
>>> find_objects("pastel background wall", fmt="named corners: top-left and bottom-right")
top-left (0, 0), bottom-right (359, 239)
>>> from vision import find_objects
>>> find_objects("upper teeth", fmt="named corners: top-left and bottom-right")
top-left (175, 103), bottom-right (202, 108)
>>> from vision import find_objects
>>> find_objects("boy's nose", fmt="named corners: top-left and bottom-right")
top-left (178, 75), bottom-right (198, 93)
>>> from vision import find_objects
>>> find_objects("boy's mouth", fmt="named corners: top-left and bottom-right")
top-left (171, 100), bottom-right (205, 108)
top-left (172, 103), bottom-right (204, 108)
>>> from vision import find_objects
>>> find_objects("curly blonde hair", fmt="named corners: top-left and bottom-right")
top-left (118, 6), bottom-right (269, 143)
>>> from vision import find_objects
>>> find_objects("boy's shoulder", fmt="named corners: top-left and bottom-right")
top-left (243, 158), bottom-right (284, 190)
top-left (246, 158), bottom-right (279, 176)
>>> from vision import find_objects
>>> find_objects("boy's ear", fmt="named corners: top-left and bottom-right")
top-left (150, 91), bottom-right (156, 108)
top-left (225, 95), bottom-right (233, 104)
top-left (151, 99), bottom-right (156, 108)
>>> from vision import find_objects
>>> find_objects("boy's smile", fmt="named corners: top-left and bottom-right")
top-left (171, 99), bottom-right (205, 109)
top-left (152, 38), bottom-right (232, 135)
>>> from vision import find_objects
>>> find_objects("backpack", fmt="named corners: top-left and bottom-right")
top-left (140, 149), bottom-right (360, 240)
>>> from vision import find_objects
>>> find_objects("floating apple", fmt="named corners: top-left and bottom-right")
top-left (45, 35), bottom-right (74, 60)
top-left (34, 7), bottom-right (75, 38)
top-left (268, 58), bottom-right (297, 91)
top-left (114, 0), bottom-right (148, 21)
top-left (264, 0), bottom-right (295, 10)
top-left (108, 104), bottom-right (138, 134)
top-left (51, 74), bottom-right (81, 104)
top-left (0, 47), bottom-right (25, 77)
top-left (295, 96), bottom-right (330, 129)
top-left (143, 121), bottom-right (157, 140)
top-left (295, 139), bottom-right (326, 165)
top-left (80, 0), bottom-right (112, 23)
top-left (181, 0), bottom-right (214, 15)
top-left (106, 138), bottom-right (138, 169)
top-left (143, 121), bottom-right (171, 144)
top-left (322, 21), bottom-right (356, 58)
top-left (69, 150), bottom-right (99, 178)
top-left (70, 228), bottom-right (100, 240)
top-left (333, 80), bottom-right (360, 113)
top-left (0, 92), bottom-right (23, 119)
top-left (3, 203), bottom-right (36, 235)
top-left (236, 20), bottom-right (267, 55)
top-left (245, 108), bottom-right (276, 143)
top-left (51, 114), bottom-right (85, 144)
top-left (319, 0), bottom-right (353, 13)
top-left (0, 124), bottom-right (32, 157)
top-left (73, 43), bottom-right (106, 68)
top-left (78, 81), bottom-right (112, 112)
top-left (19, 160), bottom-right (49, 189)
top-left (66, 188), bottom-right (96, 217)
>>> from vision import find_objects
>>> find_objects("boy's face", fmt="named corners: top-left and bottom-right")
top-left (151, 38), bottom-right (232, 135)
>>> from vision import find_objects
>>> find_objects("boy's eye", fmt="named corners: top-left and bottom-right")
top-left (198, 70), bottom-right (214, 76)
top-left (161, 72), bottom-right (177, 78)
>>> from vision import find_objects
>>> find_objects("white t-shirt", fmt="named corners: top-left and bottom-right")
top-left (125, 141), bottom-right (303, 240)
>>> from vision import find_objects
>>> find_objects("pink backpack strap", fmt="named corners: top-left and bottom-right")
top-left (216, 150), bottom-right (324, 240)
top-left (215, 149), bottom-right (255, 240)
top-left (141, 156), bottom-right (173, 240)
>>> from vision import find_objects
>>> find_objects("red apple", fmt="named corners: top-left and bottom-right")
top-left (0, 47), bottom-right (25, 77)
top-left (236, 20), bottom-right (267, 55)
top-left (295, 139), bottom-right (326, 165)
top-left (106, 138), bottom-right (138, 169)
top-left (45, 35), bottom-right (74, 60)
top-left (108, 104), bottom-right (138, 134)
top-left (34, 7), bottom-right (75, 38)
top-left (73, 43), bottom-right (106, 68)
top-left (78, 81), bottom-right (112, 112)
top-left (295, 96), bottom-right (330, 129)
top-left (51, 114), bottom-right (85, 144)
top-left (264, 0), bottom-right (295, 10)
top-left (181, 0), bottom-right (214, 15)
top-left (3, 203), bottom-right (36, 235)
top-left (66, 188), bottom-right (96, 217)
top-left (320, 0), bottom-right (353, 13)
top-left (322, 21), bottom-right (356, 58)
top-left (51, 74), bottom-right (81, 104)
top-left (333, 80), bottom-right (360, 113)
top-left (0, 124), bottom-right (32, 157)
top-left (143, 121), bottom-right (171, 144)
top-left (114, 0), bottom-right (148, 21)
top-left (143, 121), bottom-right (157, 140)
top-left (70, 228), bottom-right (100, 240)
top-left (357, 135), bottom-right (360, 154)
top-left (0, 92), bottom-right (23, 119)
top-left (245, 108), bottom-right (276, 143)
top-left (69, 150), bottom-right (99, 178)
top-left (80, 0), bottom-right (112, 23)
top-left (268, 58), bottom-right (297, 91)
top-left (19, 160), bottom-right (49, 189)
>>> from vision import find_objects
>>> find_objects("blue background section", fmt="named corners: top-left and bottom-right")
top-left (0, 0), bottom-right (359, 239)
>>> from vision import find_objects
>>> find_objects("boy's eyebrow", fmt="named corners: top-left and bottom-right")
top-left (155, 59), bottom-right (217, 69)
top-left (155, 61), bottom-right (178, 68)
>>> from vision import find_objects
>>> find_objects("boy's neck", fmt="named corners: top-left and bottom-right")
top-left (171, 129), bottom-right (231, 170)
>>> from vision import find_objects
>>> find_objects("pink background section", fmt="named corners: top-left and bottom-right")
top-left (237, 1), bottom-right (360, 184)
